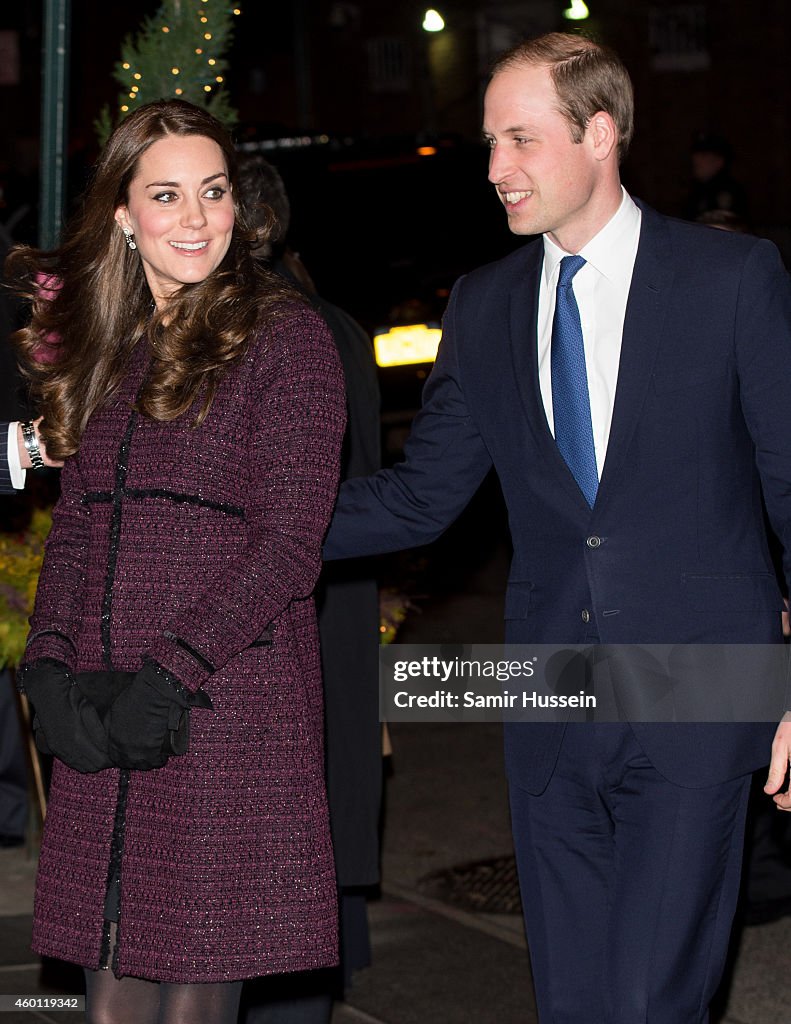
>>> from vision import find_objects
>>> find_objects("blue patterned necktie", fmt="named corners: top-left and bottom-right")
top-left (551, 255), bottom-right (598, 507)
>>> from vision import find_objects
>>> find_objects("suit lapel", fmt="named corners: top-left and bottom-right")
top-left (596, 203), bottom-right (675, 505)
top-left (505, 204), bottom-right (675, 512)
top-left (508, 240), bottom-right (597, 510)
top-left (508, 242), bottom-right (545, 441)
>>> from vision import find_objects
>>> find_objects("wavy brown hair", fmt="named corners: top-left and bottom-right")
top-left (6, 100), bottom-right (299, 459)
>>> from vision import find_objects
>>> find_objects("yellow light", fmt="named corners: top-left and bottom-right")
top-left (122, 62), bottom-right (130, 70)
top-left (233, 7), bottom-right (241, 14)
top-left (204, 85), bottom-right (212, 92)
top-left (201, 16), bottom-right (208, 23)
top-left (162, 26), bottom-right (170, 33)
top-left (175, 88), bottom-right (183, 95)
top-left (373, 324), bottom-right (442, 367)
top-left (204, 32), bottom-right (212, 39)
top-left (208, 58), bottom-right (216, 65)
top-left (417, 146), bottom-right (437, 156)
top-left (128, 92), bottom-right (135, 99)
top-left (562, 0), bottom-right (590, 20)
top-left (195, 48), bottom-right (203, 54)
top-left (121, 105), bottom-right (129, 112)
top-left (171, 67), bottom-right (180, 75)
top-left (131, 85), bottom-right (139, 92)
top-left (215, 76), bottom-right (224, 83)
top-left (422, 9), bottom-right (445, 32)
top-left (133, 73), bottom-right (142, 80)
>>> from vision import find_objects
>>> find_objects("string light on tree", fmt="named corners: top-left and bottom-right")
top-left (95, 0), bottom-right (240, 144)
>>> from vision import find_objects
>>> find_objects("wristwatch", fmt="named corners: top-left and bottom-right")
top-left (20, 420), bottom-right (45, 471)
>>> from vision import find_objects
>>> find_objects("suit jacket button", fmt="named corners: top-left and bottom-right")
top-left (581, 609), bottom-right (591, 623)
top-left (586, 536), bottom-right (601, 548)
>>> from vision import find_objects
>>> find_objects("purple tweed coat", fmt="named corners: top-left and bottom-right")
top-left (24, 303), bottom-right (346, 983)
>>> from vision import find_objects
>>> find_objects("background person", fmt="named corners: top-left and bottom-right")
top-left (236, 155), bottom-right (382, 1024)
top-left (8, 99), bottom-right (345, 1024)
top-left (0, 419), bottom-right (60, 493)
top-left (1, 245), bottom-right (63, 847)
top-left (683, 131), bottom-right (749, 222)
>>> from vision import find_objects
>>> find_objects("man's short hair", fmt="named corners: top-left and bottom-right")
top-left (492, 32), bottom-right (634, 164)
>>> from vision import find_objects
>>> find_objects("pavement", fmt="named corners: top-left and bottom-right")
top-left (3, 521), bottom-right (791, 1022)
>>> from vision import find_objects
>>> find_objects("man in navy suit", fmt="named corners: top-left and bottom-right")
top-left (325, 32), bottom-right (791, 1022)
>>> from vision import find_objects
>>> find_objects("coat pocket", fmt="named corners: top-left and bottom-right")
top-left (683, 572), bottom-right (782, 612)
top-left (652, 366), bottom-right (727, 393)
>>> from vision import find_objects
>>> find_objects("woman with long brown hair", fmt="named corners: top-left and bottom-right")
top-left (8, 99), bottom-right (345, 1024)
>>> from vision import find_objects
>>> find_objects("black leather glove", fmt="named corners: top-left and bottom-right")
top-left (106, 660), bottom-right (212, 770)
top-left (18, 659), bottom-right (113, 774)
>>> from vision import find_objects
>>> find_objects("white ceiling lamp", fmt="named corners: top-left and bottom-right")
top-left (422, 9), bottom-right (445, 32)
top-left (563, 0), bottom-right (590, 20)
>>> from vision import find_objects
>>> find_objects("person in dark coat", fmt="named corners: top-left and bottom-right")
top-left (683, 132), bottom-right (749, 223)
top-left (0, 419), bottom-right (59, 493)
top-left (0, 228), bottom-right (61, 847)
top-left (237, 156), bottom-right (382, 1024)
top-left (8, 100), bottom-right (345, 1024)
top-left (0, 230), bottom-right (29, 494)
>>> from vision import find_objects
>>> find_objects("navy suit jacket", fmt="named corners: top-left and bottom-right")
top-left (0, 422), bottom-right (13, 494)
top-left (325, 202), bottom-right (791, 792)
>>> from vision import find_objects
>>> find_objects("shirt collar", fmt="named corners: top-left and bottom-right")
top-left (542, 187), bottom-right (641, 287)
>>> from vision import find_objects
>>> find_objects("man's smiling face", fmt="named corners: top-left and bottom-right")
top-left (483, 62), bottom-right (610, 252)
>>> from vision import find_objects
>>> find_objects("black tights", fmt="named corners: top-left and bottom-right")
top-left (84, 967), bottom-right (243, 1024)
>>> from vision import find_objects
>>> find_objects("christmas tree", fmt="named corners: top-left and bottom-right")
top-left (96, 0), bottom-right (241, 143)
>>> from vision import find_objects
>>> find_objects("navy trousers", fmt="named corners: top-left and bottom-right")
top-left (510, 723), bottom-right (751, 1024)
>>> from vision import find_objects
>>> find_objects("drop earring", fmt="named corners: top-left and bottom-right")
top-left (123, 227), bottom-right (137, 251)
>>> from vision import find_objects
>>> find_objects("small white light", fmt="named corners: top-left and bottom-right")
top-left (422, 9), bottom-right (445, 32)
top-left (563, 0), bottom-right (590, 20)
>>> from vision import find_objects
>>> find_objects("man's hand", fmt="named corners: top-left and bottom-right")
top-left (16, 418), bottom-right (63, 469)
top-left (765, 713), bottom-right (791, 810)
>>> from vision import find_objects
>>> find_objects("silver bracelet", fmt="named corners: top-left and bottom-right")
top-left (20, 420), bottom-right (45, 471)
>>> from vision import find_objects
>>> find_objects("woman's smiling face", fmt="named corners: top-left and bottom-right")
top-left (114, 133), bottom-right (235, 308)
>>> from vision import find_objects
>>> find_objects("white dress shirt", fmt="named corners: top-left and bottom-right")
top-left (537, 188), bottom-right (642, 478)
top-left (6, 421), bottom-right (25, 489)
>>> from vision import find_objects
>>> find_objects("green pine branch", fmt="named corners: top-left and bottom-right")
top-left (95, 0), bottom-right (239, 145)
